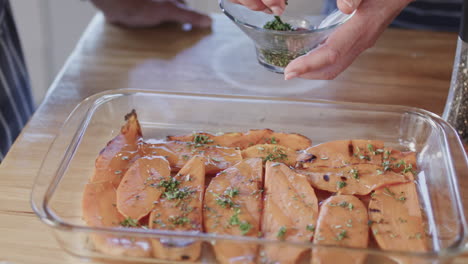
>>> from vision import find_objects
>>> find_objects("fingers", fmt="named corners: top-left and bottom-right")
top-left (337, 0), bottom-right (363, 14)
top-left (236, 0), bottom-right (270, 12)
top-left (261, 0), bottom-right (286, 15)
top-left (230, 0), bottom-right (284, 15)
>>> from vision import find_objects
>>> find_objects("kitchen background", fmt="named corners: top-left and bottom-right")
top-left (11, 0), bottom-right (322, 106)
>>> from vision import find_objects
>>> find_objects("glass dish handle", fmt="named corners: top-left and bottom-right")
top-left (30, 95), bottom-right (98, 224)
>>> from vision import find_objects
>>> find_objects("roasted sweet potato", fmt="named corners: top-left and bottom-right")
top-left (149, 156), bottom-right (206, 261)
top-left (90, 110), bottom-right (143, 188)
top-left (167, 129), bottom-right (311, 151)
top-left (204, 158), bottom-right (263, 264)
top-left (261, 162), bottom-right (319, 264)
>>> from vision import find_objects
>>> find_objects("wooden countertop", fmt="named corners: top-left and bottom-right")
top-left (0, 13), bottom-right (466, 263)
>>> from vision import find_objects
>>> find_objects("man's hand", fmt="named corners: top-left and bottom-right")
top-left (90, 0), bottom-right (212, 28)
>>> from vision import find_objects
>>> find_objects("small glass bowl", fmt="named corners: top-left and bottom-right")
top-left (219, 0), bottom-right (354, 73)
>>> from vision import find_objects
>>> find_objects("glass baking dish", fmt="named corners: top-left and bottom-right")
top-left (31, 89), bottom-right (468, 263)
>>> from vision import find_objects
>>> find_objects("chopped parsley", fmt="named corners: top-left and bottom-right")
top-left (359, 155), bottom-right (371, 161)
top-left (168, 215), bottom-right (190, 226)
top-left (263, 146), bottom-right (288, 162)
top-left (215, 194), bottom-right (236, 208)
top-left (228, 208), bottom-right (251, 235)
top-left (383, 187), bottom-right (406, 202)
top-left (120, 217), bottom-right (138, 227)
top-left (330, 201), bottom-right (354, 211)
top-left (367, 144), bottom-right (375, 154)
top-left (382, 160), bottom-right (392, 171)
top-left (239, 221), bottom-right (252, 235)
top-left (225, 187), bottom-right (240, 198)
top-left (306, 224), bottom-right (315, 232)
top-left (193, 134), bottom-right (214, 145)
top-left (277, 226), bottom-right (287, 240)
top-left (337, 181), bottom-right (347, 189)
top-left (335, 230), bottom-right (347, 241)
top-left (350, 169), bottom-right (359, 179)
top-left (229, 208), bottom-right (241, 225)
top-left (264, 16), bottom-right (293, 31)
top-left (158, 178), bottom-right (192, 200)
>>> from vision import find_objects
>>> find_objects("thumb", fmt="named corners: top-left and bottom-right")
top-left (336, 0), bottom-right (362, 14)
top-left (166, 2), bottom-right (212, 28)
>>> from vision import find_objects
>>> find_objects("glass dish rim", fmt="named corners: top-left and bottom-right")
top-left (30, 88), bottom-right (468, 259)
top-left (218, 0), bottom-right (355, 35)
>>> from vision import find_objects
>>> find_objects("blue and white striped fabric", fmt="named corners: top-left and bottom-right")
top-left (0, 0), bottom-right (34, 162)
top-left (324, 0), bottom-right (462, 32)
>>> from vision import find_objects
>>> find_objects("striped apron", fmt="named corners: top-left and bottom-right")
top-left (0, 0), bottom-right (34, 162)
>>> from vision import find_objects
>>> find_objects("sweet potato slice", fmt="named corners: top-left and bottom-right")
top-left (262, 162), bottom-right (319, 264)
top-left (90, 110), bottom-right (143, 188)
top-left (167, 129), bottom-right (311, 151)
top-left (116, 156), bottom-right (171, 220)
top-left (312, 195), bottom-right (368, 264)
top-left (296, 164), bottom-right (410, 195)
top-left (141, 140), bottom-right (242, 174)
top-left (297, 140), bottom-right (384, 169)
top-left (82, 181), bottom-right (151, 257)
top-left (167, 130), bottom-right (268, 149)
top-left (204, 158), bottom-right (263, 264)
top-left (241, 144), bottom-right (298, 166)
top-left (148, 156), bottom-right (206, 261)
top-left (259, 131), bottom-right (312, 151)
top-left (369, 182), bottom-right (429, 253)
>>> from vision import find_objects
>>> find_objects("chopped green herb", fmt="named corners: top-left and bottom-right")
top-left (359, 155), bottom-right (371, 161)
top-left (225, 187), bottom-right (240, 198)
top-left (367, 144), bottom-right (374, 154)
top-left (398, 217), bottom-right (407, 223)
top-left (168, 215), bottom-right (190, 226)
top-left (277, 226), bottom-right (287, 240)
top-left (193, 134), bottom-right (214, 145)
top-left (350, 169), bottom-right (359, 179)
top-left (263, 146), bottom-right (288, 162)
top-left (403, 163), bottom-right (417, 175)
top-left (114, 170), bottom-right (122, 175)
top-left (120, 217), bottom-right (138, 227)
top-left (335, 230), bottom-right (347, 241)
top-left (229, 208), bottom-right (241, 226)
top-left (395, 160), bottom-right (406, 168)
top-left (182, 155), bottom-right (190, 160)
top-left (382, 160), bottom-right (392, 171)
top-left (337, 181), bottom-right (347, 189)
top-left (383, 187), bottom-right (406, 202)
top-left (270, 137), bottom-right (278, 144)
top-left (239, 221), bottom-right (252, 235)
top-left (215, 194), bottom-right (236, 208)
top-left (306, 224), bottom-right (315, 232)
top-left (158, 178), bottom-right (193, 200)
